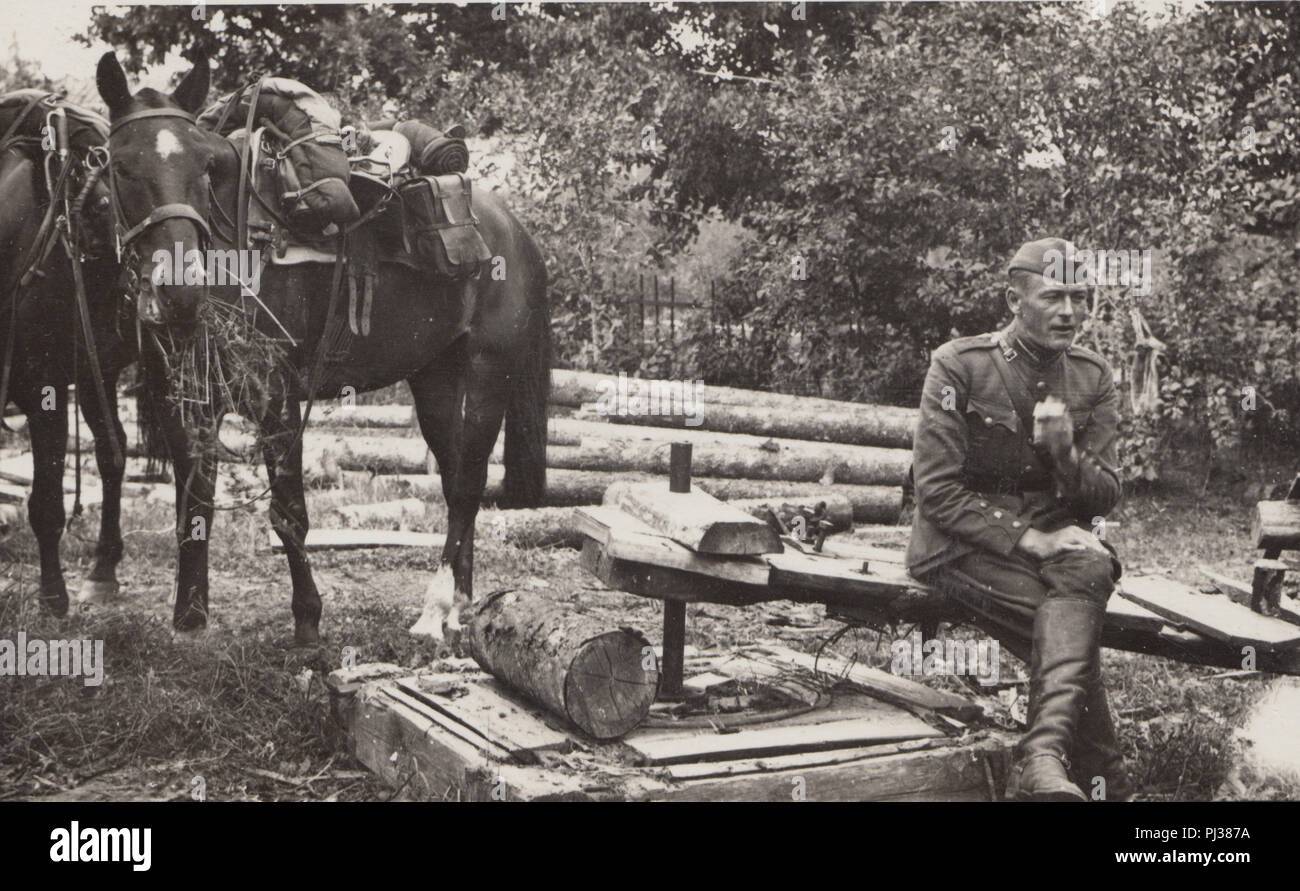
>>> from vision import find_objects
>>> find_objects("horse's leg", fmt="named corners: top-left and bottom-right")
top-left (445, 354), bottom-right (511, 613)
top-left (407, 357), bottom-right (464, 640)
top-left (260, 397), bottom-right (322, 645)
top-left (74, 367), bottom-right (126, 604)
top-left (147, 368), bottom-right (215, 633)
top-left (409, 349), bottom-right (510, 638)
top-left (17, 382), bottom-right (69, 615)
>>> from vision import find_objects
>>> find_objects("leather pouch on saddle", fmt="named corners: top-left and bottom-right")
top-left (198, 78), bottom-right (359, 237)
top-left (398, 174), bottom-right (491, 279)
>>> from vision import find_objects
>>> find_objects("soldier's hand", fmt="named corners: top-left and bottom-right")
top-left (1017, 525), bottom-right (1108, 560)
top-left (1032, 396), bottom-right (1074, 466)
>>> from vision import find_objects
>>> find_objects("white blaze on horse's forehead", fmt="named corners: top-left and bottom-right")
top-left (154, 128), bottom-right (184, 161)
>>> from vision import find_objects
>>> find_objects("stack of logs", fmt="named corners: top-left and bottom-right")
top-left (48, 370), bottom-right (917, 548)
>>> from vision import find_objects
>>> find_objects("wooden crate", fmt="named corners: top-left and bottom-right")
top-left (329, 649), bottom-right (1015, 802)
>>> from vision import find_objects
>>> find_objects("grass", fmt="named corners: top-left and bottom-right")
top-left (0, 448), bottom-right (1298, 800)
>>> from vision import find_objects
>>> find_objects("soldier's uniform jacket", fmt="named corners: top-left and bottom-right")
top-left (906, 326), bottom-right (1122, 578)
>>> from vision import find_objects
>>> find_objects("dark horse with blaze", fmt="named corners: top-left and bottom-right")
top-left (0, 91), bottom-right (134, 614)
top-left (97, 53), bottom-right (550, 645)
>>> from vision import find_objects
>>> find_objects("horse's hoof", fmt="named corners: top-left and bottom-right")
top-left (76, 578), bottom-right (120, 605)
top-left (171, 622), bottom-right (212, 644)
top-left (39, 591), bottom-right (69, 618)
top-left (408, 615), bottom-right (445, 641)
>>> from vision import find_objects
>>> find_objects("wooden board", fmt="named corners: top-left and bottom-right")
top-left (1120, 575), bottom-right (1300, 652)
top-left (396, 674), bottom-right (574, 763)
top-left (663, 738), bottom-right (951, 780)
top-left (264, 528), bottom-right (445, 552)
top-left (1253, 500), bottom-right (1300, 551)
top-left (623, 713), bottom-right (943, 765)
top-left (655, 736), bottom-right (1009, 802)
top-left (605, 481), bottom-right (782, 555)
top-left (575, 506), bottom-right (771, 586)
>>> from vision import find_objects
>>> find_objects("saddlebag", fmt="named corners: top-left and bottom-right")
top-left (398, 173), bottom-right (491, 279)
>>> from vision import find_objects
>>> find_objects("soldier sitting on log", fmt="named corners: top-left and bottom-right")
top-left (906, 238), bottom-right (1130, 802)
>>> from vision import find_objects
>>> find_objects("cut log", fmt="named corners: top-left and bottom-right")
top-left (1253, 500), bottom-right (1300, 552)
top-left (464, 589), bottom-right (659, 739)
top-left (332, 468), bottom-right (900, 521)
top-left (545, 438), bottom-right (908, 486)
top-left (605, 481), bottom-right (782, 555)
top-left (332, 498), bottom-right (428, 528)
top-left (578, 399), bottom-right (915, 449)
top-left (552, 369), bottom-right (917, 438)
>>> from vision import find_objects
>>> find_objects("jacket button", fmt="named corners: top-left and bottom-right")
top-left (979, 501), bottom-right (988, 508)
top-left (1036, 381), bottom-right (1047, 392)
top-left (1012, 520), bottom-right (1023, 528)
top-left (984, 417), bottom-right (994, 426)
top-left (993, 511), bottom-right (1003, 519)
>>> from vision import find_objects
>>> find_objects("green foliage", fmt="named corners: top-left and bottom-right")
top-left (83, 2), bottom-right (1300, 478)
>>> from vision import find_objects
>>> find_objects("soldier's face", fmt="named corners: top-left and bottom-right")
top-left (1007, 277), bottom-right (1089, 352)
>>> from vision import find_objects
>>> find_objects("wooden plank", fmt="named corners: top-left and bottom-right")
top-left (605, 481), bottom-right (781, 555)
top-left (1197, 564), bottom-right (1300, 627)
top-left (750, 643), bottom-right (981, 721)
top-left (264, 528), bottom-right (445, 552)
top-left (574, 506), bottom-right (772, 586)
top-left (1120, 575), bottom-right (1300, 652)
top-left (765, 549), bottom-right (916, 603)
top-left (1253, 500), bottom-right (1300, 551)
top-left (653, 737), bottom-right (1009, 802)
top-left (580, 539), bottom-right (773, 605)
top-left (664, 738), bottom-right (949, 780)
top-left (348, 684), bottom-right (490, 801)
top-left (624, 713), bottom-right (943, 765)
top-left (381, 687), bottom-right (512, 760)
top-left (395, 675), bottom-right (575, 763)
top-left (1102, 591), bottom-right (1167, 634)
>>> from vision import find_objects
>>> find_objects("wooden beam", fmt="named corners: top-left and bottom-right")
top-left (624, 714), bottom-right (943, 765)
top-left (651, 737), bottom-right (1010, 802)
top-left (1119, 575), bottom-right (1300, 652)
top-left (606, 481), bottom-right (782, 555)
top-left (1253, 500), bottom-right (1300, 552)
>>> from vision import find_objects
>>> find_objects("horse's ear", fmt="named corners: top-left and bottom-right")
top-left (96, 52), bottom-right (132, 115)
top-left (171, 52), bottom-right (210, 115)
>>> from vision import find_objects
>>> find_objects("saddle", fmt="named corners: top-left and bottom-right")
top-left (346, 122), bottom-right (491, 280)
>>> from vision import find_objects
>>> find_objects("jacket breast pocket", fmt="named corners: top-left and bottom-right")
top-left (963, 395), bottom-right (1021, 481)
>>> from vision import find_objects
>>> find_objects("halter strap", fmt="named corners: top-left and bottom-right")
top-left (109, 107), bottom-right (196, 134)
top-left (117, 201), bottom-right (211, 249)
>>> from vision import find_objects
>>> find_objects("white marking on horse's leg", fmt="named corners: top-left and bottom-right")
top-left (155, 128), bottom-right (183, 160)
top-left (76, 578), bottom-right (119, 605)
top-left (409, 564), bottom-right (454, 639)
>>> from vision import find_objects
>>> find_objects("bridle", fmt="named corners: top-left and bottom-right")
top-left (106, 106), bottom-right (213, 261)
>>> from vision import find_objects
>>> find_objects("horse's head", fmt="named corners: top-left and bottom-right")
top-left (98, 51), bottom-right (231, 329)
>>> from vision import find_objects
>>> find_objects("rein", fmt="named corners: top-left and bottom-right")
top-left (105, 96), bottom-right (351, 511)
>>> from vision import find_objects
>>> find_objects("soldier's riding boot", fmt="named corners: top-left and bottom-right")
top-left (1071, 683), bottom-right (1133, 801)
top-left (1010, 597), bottom-right (1104, 802)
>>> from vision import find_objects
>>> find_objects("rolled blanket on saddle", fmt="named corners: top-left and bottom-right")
top-left (393, 120), bottom-right (469, 176)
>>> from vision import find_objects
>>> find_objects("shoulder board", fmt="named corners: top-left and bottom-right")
top-left (951, 334), bottom-right (999, 353)
top-left (1067, 343), bottom-right (1110, 371)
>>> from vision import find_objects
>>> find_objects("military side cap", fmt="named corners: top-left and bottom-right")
top-left (1007, 237), bottom-right (1078, 283)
